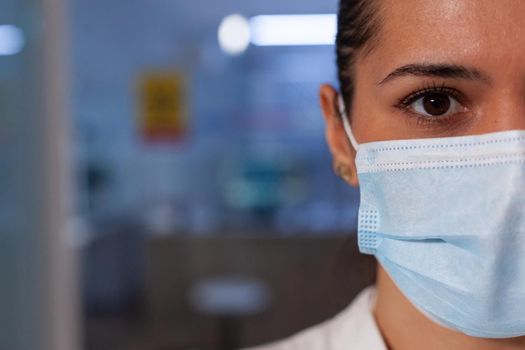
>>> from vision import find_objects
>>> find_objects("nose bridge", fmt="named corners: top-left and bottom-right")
top-left (479, 88), bottom-right (525, 131)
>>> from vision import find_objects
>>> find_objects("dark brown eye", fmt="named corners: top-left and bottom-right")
top-left (411, 92), bottom-right (461, 117)
top-left (423, 93), bottom-right (450, 115)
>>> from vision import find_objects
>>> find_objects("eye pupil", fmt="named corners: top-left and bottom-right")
top-left (423, 93), bottom-right (451, 116)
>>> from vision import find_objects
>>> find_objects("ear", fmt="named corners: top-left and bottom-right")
top-left (319, 84), bottom-right (359, 187)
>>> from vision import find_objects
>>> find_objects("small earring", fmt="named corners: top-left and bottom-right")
top-left (335, 164), bottom-right (353, 183)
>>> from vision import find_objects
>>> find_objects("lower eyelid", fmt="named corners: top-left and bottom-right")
top-left (405, 113), bottom-right (463, 132)
top-left (405, 108), bottom-right (475, 132)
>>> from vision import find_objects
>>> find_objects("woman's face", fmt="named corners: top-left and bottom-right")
top-left (321, 0), bottom-right (525, 186)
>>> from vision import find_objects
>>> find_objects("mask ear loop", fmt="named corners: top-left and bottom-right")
top-left (337, 94), bottom-right (360, 151)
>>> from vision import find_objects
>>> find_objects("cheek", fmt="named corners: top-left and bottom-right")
top-left (348, 90), bottom-right (389, 144)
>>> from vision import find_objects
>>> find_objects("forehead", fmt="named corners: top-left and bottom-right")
top-left (367, 0), bottom-right (525, 71)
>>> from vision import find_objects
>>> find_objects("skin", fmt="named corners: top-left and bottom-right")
top-left (320, 0), bottom-right (525, 349)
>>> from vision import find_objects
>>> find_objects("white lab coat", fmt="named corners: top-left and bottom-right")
top-left (243, 286), bottom-right (387, 350)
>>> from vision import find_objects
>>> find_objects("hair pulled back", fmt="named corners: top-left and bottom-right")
top-left (336, 0), bottom-right (381, 112)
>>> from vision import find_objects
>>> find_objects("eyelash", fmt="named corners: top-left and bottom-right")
top-left (394, 82), bottom-right (466, 126)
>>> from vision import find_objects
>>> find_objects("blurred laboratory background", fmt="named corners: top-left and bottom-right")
top-left (1, 0), bottom-right (375, 349)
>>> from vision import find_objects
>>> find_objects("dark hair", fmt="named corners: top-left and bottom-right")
top-left (336, 0), bottom-right (382, 114)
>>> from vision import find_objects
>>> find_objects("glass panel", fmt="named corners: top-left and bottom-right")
top-left (0, 0), bottom-right (79, 349)
top-left (0, 1), bottom-right (38, 347)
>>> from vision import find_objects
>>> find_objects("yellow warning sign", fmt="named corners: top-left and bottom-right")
top-left (139, 72), bottom-right (187, 141)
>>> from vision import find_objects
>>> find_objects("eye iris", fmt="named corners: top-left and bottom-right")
top-left (422, 93), bottom-right (451, 116)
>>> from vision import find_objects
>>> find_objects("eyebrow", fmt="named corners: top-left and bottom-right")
top-left (378, 63), bottom-right (492, 85)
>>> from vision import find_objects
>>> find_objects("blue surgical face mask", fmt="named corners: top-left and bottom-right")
top-left (338, 95), bottom-right (525, 338)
